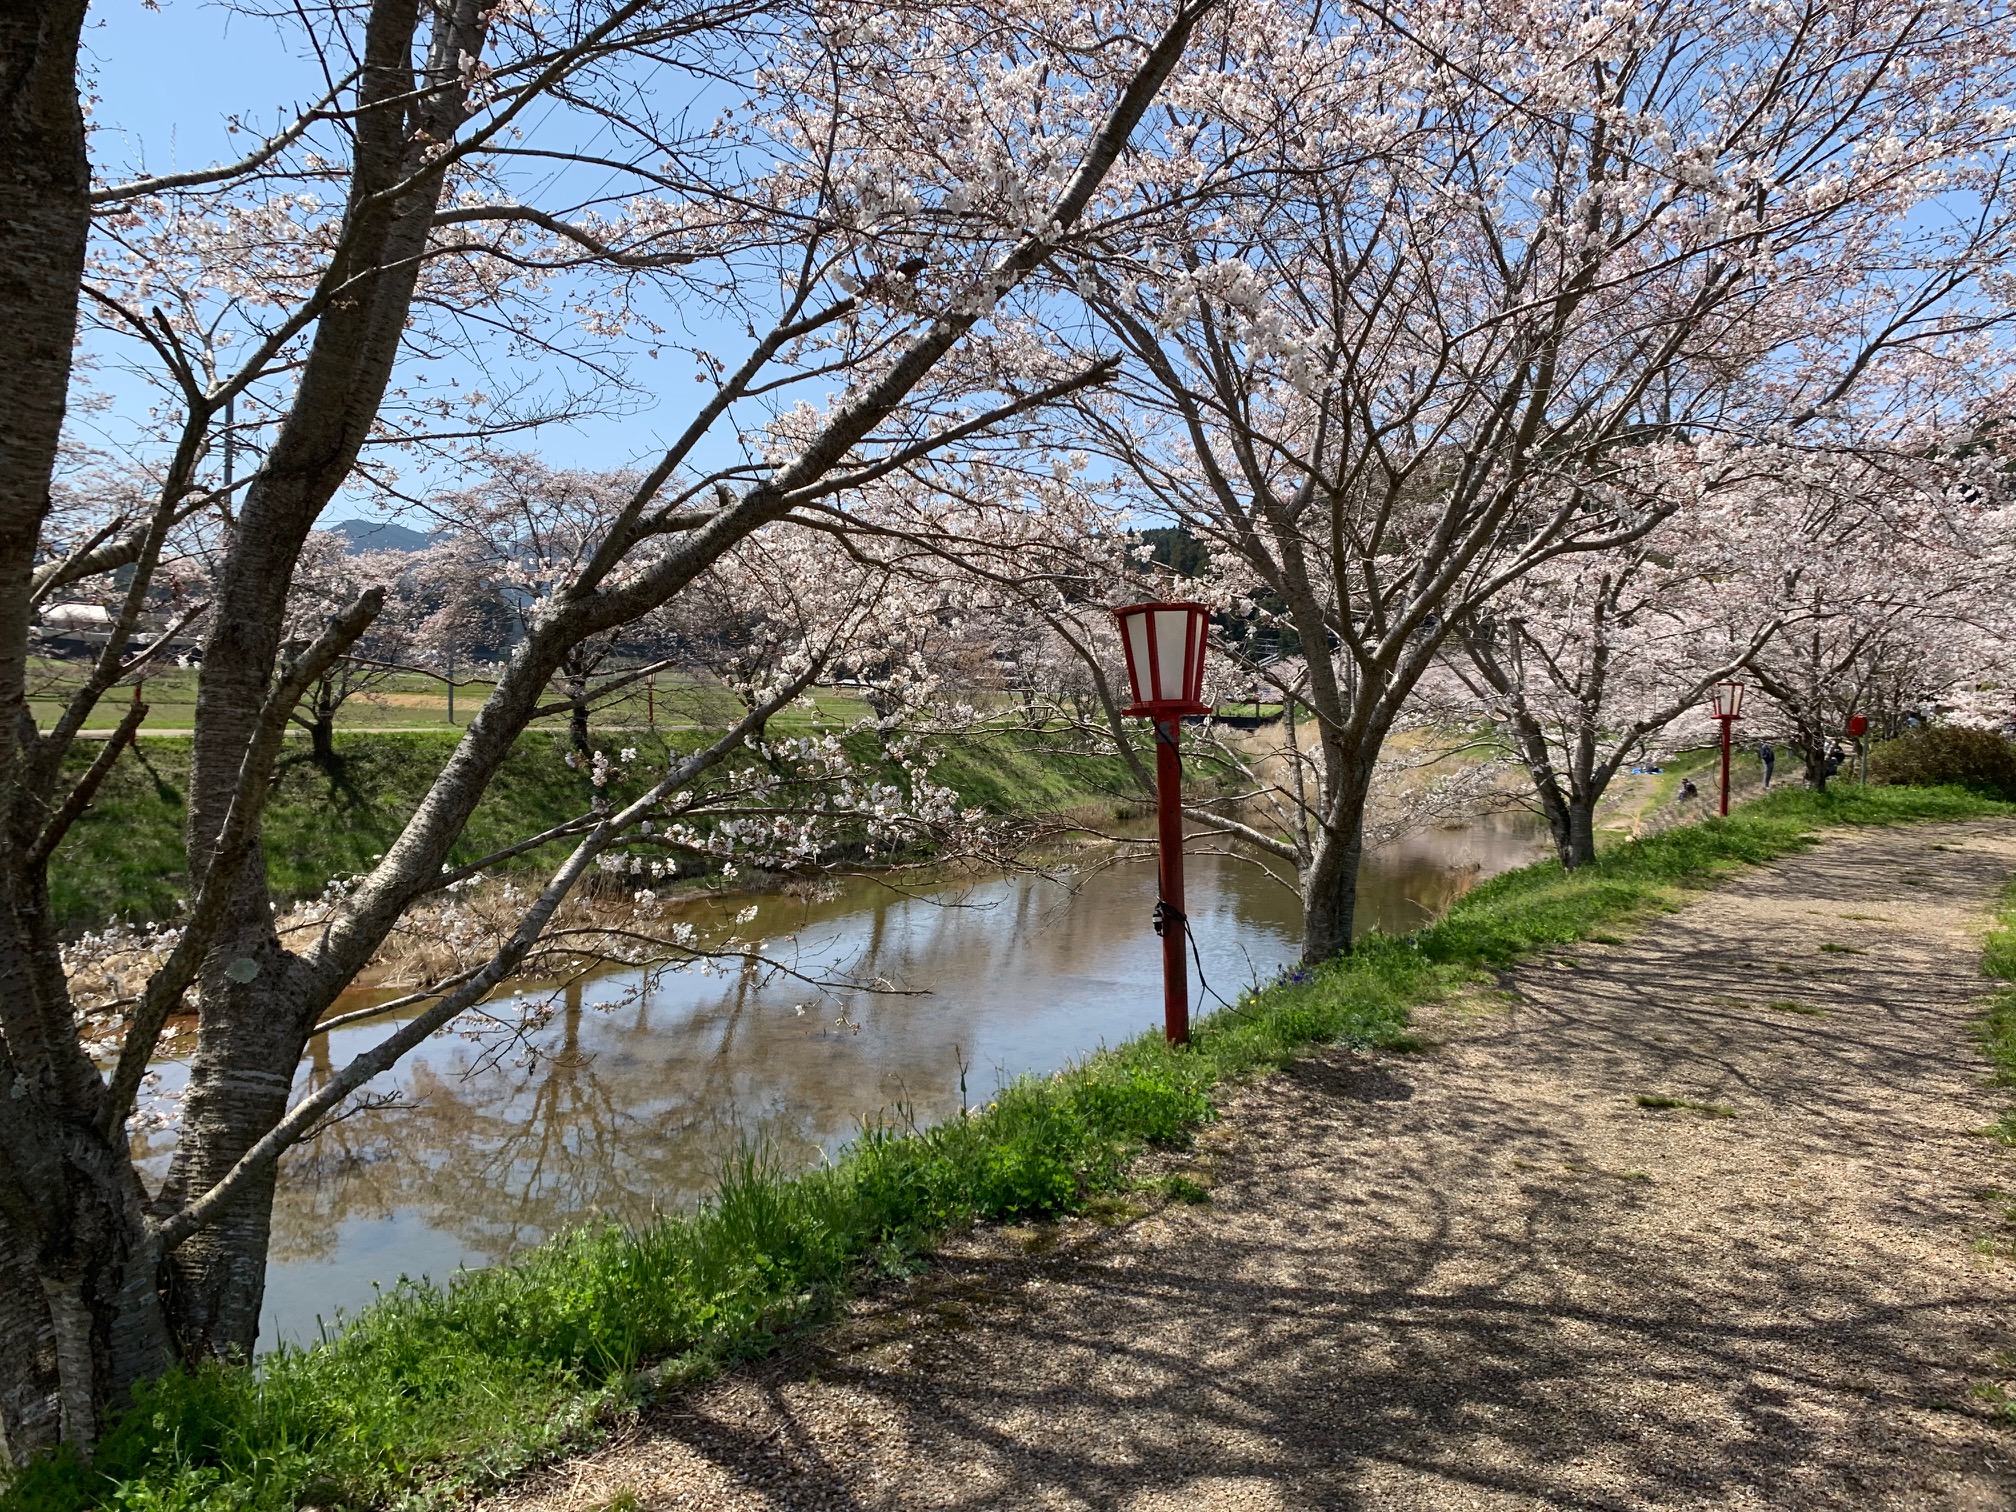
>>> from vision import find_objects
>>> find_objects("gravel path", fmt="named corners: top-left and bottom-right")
top-left (491, 821), bottom-right (2016, 1511)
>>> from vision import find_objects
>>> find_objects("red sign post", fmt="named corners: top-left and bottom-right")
top-left (1114, 601), bottom-right (1212, 1045)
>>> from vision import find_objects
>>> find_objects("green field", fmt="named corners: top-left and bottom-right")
top-left (25, 658), bottom-right (872, 735)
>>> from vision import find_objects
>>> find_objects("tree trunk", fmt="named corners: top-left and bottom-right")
top-left (0, 0), bottom-right (90, 757)
top-left (1530, 777), bottom-right (1576, 868)
top-left (33, 1197), bottom-right (170, 1453)
top-left (1300, 819), bottom-right (1363, 964)
top-left (1563, 796), bottom-right (1597, 869)
top-left (0, 1203), bottom-right (61, 1465)
top-left (154, 870), bottom-right (321, 1362)
top-left (1801, 728), bottom-right (1830, 792)
top-left (310, 711), bottom-right (337, 765)
top-left (0, 859), bottom-right (176, 1451)
top-left (0, 1097), bottom-right (173, 1461)
top-left (161, 0), bottom-right (488, 1367)
top-left (0, 9), bottom-right (98, 1434)
top-left (1300, 757), bottom-right (1374, 963)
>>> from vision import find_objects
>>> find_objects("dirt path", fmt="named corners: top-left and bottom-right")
top-left (492, 821), bottom-right (2016, 1512)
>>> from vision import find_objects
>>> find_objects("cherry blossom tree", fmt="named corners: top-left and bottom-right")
top-left (0, 0), bottom-right (1219, 1454)
top-left (1725, 436), bottom-right (2016, 788)
top-left (276, 534), bottom-right (430, 763)
top-left (1041, 0), bottom-right (2016, 957)
top-left (1446, 520), bottom-right (1773, 867)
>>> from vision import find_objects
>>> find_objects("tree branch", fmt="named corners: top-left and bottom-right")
top-left (27, 695), bottom-right (148, 869)
top-left (90, 77), bottom-right (355, 205)
top-left (102, 589), bottom-right (385, 1136)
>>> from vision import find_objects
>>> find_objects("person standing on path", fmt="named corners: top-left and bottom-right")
top-left (1759, 740), bottom-right (1775, 788)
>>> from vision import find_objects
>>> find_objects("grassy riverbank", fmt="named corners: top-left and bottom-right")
top-left (25, 660), bottom-right (874, 737)
top-left (8, 784), bottom-right (2007, 1512)
top-left (48, 728), bottom-right (1136, 933)
top-left (1978, 876), bottom-right (2016, 1427)
top-left (1982, 877), bottom-right (2016, 1142)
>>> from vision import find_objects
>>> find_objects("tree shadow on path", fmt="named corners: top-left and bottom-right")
top-left (493, 822), bottom-right (2016, 1512)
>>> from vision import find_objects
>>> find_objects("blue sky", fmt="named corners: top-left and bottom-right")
top-left (83, 1), bottom-right (302, 179)
top-left (77, 0), bottom-right (762, 525)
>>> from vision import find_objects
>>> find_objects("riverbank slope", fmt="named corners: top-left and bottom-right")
top-left (48, 727), bottom-right (1137, 932)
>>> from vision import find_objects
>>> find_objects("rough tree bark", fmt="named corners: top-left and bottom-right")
top-left (0, 0), bottom-right (172, 1459)
top-left (1298, 783), bottom-right (1368, 963)
top-left (160, 0), bottom-right (494, 1366)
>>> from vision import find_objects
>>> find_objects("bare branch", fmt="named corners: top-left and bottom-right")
top-left (90, 76), bottom-right (356, 205)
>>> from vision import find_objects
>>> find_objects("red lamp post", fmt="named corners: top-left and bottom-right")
top-left (1114, 601), bottom-right (1212, 1045)
top-left (1710, 680), bottom-right (1746, 817)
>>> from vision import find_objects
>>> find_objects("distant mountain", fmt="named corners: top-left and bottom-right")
top-left (329, 518), bottom-right (435, 554)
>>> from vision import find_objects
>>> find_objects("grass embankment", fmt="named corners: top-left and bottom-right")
top-left (7, 782), bottom-right (2004, 1512)
top-left (1982, 876), bottom-right (2016, 1141)
top-left (49, 728), bottom-right (1138, 934)
top-left (1977, 876), bottom-right (2016, 1425)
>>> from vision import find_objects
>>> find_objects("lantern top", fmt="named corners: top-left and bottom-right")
top-left (1710, 680), bottom-right (1746, 720)
top-left (1114, 600), bottom-right (1211, 717)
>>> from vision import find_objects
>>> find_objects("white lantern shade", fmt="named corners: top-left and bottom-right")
top-left (1711, 680), bottom-right (1746, 719)
top-left (1114, 601), bottom-right (1210, 715)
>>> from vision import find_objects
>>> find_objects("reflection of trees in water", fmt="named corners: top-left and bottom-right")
top-left (267, 932), bottom-right (969, 1267)
top-left (1357, 819), bottom-right (1539, 935)
top-left (262, 834), bottom-right (1527, 1272)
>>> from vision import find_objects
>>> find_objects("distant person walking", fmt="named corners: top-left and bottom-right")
top-left (1759, 741), bottom-right (1775, 788)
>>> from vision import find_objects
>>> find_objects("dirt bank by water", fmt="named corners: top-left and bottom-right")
top-left (488, 820), bottom-right (2016, 1511)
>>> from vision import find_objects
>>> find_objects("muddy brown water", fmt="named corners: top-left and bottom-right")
top-left (134, 817), bottom-right (1542, 1351)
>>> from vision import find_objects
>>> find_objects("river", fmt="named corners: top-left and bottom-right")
top-left (135, 815), bottom-right (1543, 1350)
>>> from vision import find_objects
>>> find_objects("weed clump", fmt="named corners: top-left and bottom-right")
top-left (1635, 1093), bottom-right (1738, 1117)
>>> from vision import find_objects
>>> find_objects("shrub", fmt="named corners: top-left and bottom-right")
top-left (1869, 724), bottom-right (2016, 800)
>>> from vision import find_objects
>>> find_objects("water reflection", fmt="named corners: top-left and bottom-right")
top-left (170, 817), bottom-right (1541, 1348)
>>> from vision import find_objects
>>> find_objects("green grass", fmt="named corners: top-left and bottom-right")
top-left (1971, 869), bottom-right (2016, 1422)
top-left (6, 781), bottom-right (2008, 1512)
top-left (25, 660), bottom-right (874, 735)
top-left (1635, 1093), bottom-right (1738, 1117)
top-left (1765, 999), bottom-right (1828, 1017)
top-left (48, 727), bottom-right (1135, 934)
top-left (1980, 875), bottom-right (2016, 1143)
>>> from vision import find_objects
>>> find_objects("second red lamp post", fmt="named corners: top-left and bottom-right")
top-left (1114, 600), bottom-right (1212, 1045)
top-left (1711, 679), bottom-right (1745, 817)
